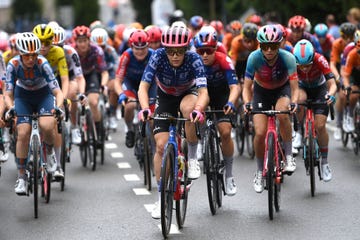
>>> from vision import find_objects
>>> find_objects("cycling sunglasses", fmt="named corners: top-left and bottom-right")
top-left (298, 62), bottom-right (313, 68)
top-left (260, 43), bottom-right (280, 51)
top-left (22, 53), bottom-right (38, 60)
top-left (165, 47), bottom-right (187, 56)
top-left (41, 39), bottom-right (52, 47)
top-left (196, 48), bottom-right (216, 55)
top-left (132, 41), bottom-right (149, 49)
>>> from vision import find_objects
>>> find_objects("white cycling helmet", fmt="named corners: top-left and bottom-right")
top-left (16, 32), bottom-right (41, 55)
top-left (53, 26), bottom-right (66, 45)
top-left (90, 27), bottom-right (109, 46)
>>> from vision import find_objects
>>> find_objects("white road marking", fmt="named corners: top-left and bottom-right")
top-left (144, 204), bottom-right (155, 212)
top-left (117, 162), bottom-right (131, 169)
top-left (111, 152), bottom-right (124, 158)
top-left (133, 188), bottom-right (151, 195)
top-left (157, 224), bottom-right (181, 234)
top-left (105, 143), bottom-right (117, 149)
top-left (124, 174), bottom-right (140, 181)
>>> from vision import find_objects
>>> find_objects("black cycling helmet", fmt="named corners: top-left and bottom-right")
top-left (242, 23), bottom-right (258, 40)
top-left (340, 22), bottom-right (356, 38)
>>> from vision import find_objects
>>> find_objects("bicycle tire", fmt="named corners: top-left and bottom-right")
top-left (215, 135), bottom-right (223, 208)
top-left (176, 139), bottom-right (188, 228)
top-left (245, 116), bottom-right (255, 159)
top-left (353, 109), bottom-right (360, 155)
top-left (235, 114), bottom-right (245, 156)
top-left (143, 134), bottom-right (152, 191)
top-left (266, 132), bottom-right (275, 220)
top-left (204, 131), bottom-right (218, 215)
top-left (79, 111), bottom-right (87, 167)
top-left (99, 105), bottom-right (106, 165)
top-left (274, 144), bottom-right (282, 212)
top-left (161, 144), bottom-right (174, 238)
top-left (307, 121), bottom-right (316, 197)
top-left (32, 135), bottom-right (40, 219)
top-left (43, 171), bottom-right (51, 203)
top-left (86, 110), bottom-right (97, 171)
top-left (60, 122), bottom-right (67, 191)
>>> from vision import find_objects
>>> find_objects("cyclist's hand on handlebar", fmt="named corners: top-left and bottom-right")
top-left (243, 102), bottom-right (252, 114)
top-left (118, 93), bottom-right (128, 106)
top-left (53, 107), bottom-right (65, 121)
top-left (289, 103), bottom-right (298, 113)
top-left (5, 107), bottom-right (15, 121)
top-left (138, 108), bottom-right (152, 122)
top-left (223, 101), bottom-right (235, 115)
top-left (78, 93), bottom-right (88, 106)
top-left (325, 94), bottom-right (336, 105)
top-left (190, 110), bottom-right (204, 123)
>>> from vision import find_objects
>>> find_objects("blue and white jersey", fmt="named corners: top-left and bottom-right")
top-left (6, 55), bottom-right (60, 92)
top-left (142, 48), bottom-right (207, 96)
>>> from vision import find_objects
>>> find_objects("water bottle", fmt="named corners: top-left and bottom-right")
top-left (178, 154), bottom-right (185, 181)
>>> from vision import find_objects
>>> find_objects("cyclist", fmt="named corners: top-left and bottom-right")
top-left (189, 26), bottom-right (227, 55)
top-left (115, 29), bottom-right (155, 148)
top-left (144, 25), bottom-right (162, 50)
top-left (313, 23), bottom-right (334, 61)
top-left (194, 27), bottom-right (241, 196)
top-left (0, 53), bottom-right (7, 161)
top-left (292, 39), bottom-right (337, 181)
top-left (210, 20), bottom-right (225, 42)
top-left (341, 30), bottom-right (360, 134)
top-left (222, 20), bottom-right (242, 53)
top-left (33, 23), bottom-right (69, 179)
top-left (4, 32), bottom-right (64, 195)
top-left (72, 25), bottom-right (109, 140)
top-left (229, 22), bottom-right (259, 85)
top-left (90, 27), bottom-right (119, 130)
top-left (2, 34), bottom-right (19, 65)
top-left (188, 15), bottom-right (204, 37)
top-left (138, 25), bottom-right (209, 219)
top-left (287, 15), bottom-right (323, 54)
top-left (52, 25), bottom-right (88, 144)
top-left (242, 24), bottom-right (299, 193)
top-left (330, 22), bottom-right (357, 139)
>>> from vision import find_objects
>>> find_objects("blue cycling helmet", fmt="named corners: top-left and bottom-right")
top-left (194, 26), bottom-right (217, 48)
top-left (314, 23), bottom-right (328, 38)
top-left (189, 15), bottom-right (204, 30)
top-left (293, 39), bottom-right (314, 65)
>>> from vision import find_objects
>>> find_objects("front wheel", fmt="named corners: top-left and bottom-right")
top-left (235, 114), bottom-right (245, 156)
top-left (266, 133), bottom-right (275, 220)
top-left (176, 140), bottom-right (188, 228)
top-left (307, 122), bottom-right (316, 197)
top-left (204, 132), bottom-right (218, 215)
top-left (160, 144), bottom-right (174, 238)
top-left (32, 136), bottom-right (40, 219)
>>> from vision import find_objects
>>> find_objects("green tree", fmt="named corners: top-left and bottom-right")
top-left (12, 0), bottom-right (42, 21)
top-left (56, 0), bottom-right (99, 26)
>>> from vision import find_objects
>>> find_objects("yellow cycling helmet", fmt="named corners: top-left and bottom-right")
top-left (33, 24), bottom-right (54, 41)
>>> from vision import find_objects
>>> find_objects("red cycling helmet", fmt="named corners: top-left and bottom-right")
top-left (248, 14), bottom-right (262, 26)
top-left (145, 25), bottom-right (162, 43)
top-left (161, 25), bottom-right (190, 47)
top-left (229, 20), bottom-right (242, 34)
top-left (128, 29), bottom-right (149, 48)
top-left (210, 20), bottom-right (224, 33)
top-left (288, 15), bottom-right (306, 30)
top-left (72, 25), bottom-right (91, 39)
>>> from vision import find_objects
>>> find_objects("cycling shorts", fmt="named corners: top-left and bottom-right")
top-left (208, 85), bottom-right (232, 123)
top-left (14, 86), bottom-right (55, 125)
top-left (252, 81), bottom-right (290, 111)
top-left (300, 83), bottom-right (329, 116)
top-left (85, 71), bottom-right (100, 94)
top-left (153, 85), bottom-right (197, 135)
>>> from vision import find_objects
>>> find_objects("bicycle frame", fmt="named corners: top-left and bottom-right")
top-left (263, 113), bottom-right (285, 183)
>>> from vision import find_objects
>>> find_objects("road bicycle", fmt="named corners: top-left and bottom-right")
top-left (59, 99), bottom-right (71, 191)
top-left (7, 111), bottom-right (62, 218)
top-left (151, 113), bottom-right (199, 238)
top-left (341, 88), bottom-right (360, 154)
top-left (98, 92), bottom-right (111, 164)
top-left (298, 99), bottom-right (334, 197)
top-left (123, 99), bottom-right (155, 190)
top-left (75, 97), bottom-right (98, 171)
top-left (202, 109), bottom-right (226, 215)
top-left (249, 108), bottom-right (293, 220)
top-left (235, 105), bottom-right (255, 159)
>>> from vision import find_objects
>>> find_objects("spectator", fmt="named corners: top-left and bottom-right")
top-left (326, 14), bottom-right (340, 39)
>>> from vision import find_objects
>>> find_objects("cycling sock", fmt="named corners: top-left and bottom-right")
top-left (157, 181), bottom-right (161, 202)
top-left (126, 122), bottom-right (134, 132)
top-left (320, 146), bottom-right (328, 164)
top-left (109, 105), bottom-right (116, 115)
top-left (349, 107), bottom-right (354, 117)
top-left (256, 157), bottom-right (263, 171)
top-left (187, 142), bottom-right (198, 160)
top-left (54, 146), bottom-right (61, 168)
top-left (336, 110), bottom-right (343, 128)
top-left (224, 155), bottom-right (233, 178)
top-left (283, 141), bottom-right (292, 157)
